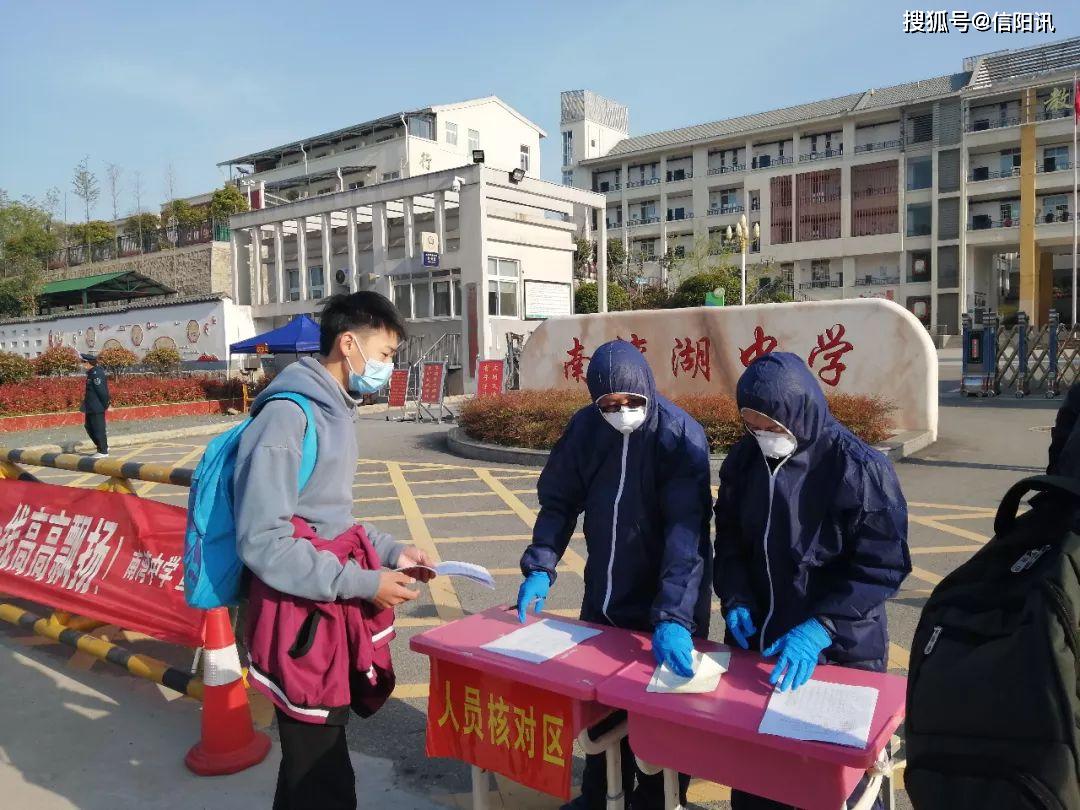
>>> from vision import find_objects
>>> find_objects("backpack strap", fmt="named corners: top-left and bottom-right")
top-left (255, 392), bottom-right (319, 492)
top-left (994, 474), bottom-right (1080, 534)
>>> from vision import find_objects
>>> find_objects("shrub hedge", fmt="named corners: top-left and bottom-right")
top-left (459, 389), bottom-right (896, 454)
top-left (33, 345), bottom-right (82, 376)
top-left (0, 374), bottom-right (246, 417)
top-left (0, 351), bottom-right (34, 385)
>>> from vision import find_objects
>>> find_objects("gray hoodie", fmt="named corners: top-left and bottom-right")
top-left (232, 356), bottom-right (406, 601)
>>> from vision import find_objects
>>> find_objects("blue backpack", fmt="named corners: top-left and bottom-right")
top-left (183, 392), bottom-right (318, 609)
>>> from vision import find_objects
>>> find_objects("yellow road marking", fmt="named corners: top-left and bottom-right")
top-left (137, 445), bottom-right (204, 497)
top-left (386, 462), bottom-right (463, 621)
top-left (396, 616), bottom-right (443, 627)
top-left (888, 642), bottom-right (910, 670)
top-left (910, 516), bottom-right (989, 544)
top-left (909, 501), bottom-right (993, 512)
top-left (911, 544), bottom-right (983, 554)
top-left (909, 565), bottom-right (944, 586)
top-left (405, 476), bottom-right (487, 485)
top-left (913, 512), bottom-right (994, 521)
top-left (424, 509), bottom-right (515, 519)
top-left (473, 468), bottom-right (588, 578)
top-left (65, 444), bottom-right (147, 488)
top-left (353, 480), bottom-right (396, 488)
top-left (434, 534), bottom-right (532, 543)
top-left (394, 682), bottom-right (430, 699)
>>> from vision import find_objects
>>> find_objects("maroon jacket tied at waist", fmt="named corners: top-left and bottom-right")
top-left (245, 518), bottom-right (396, 725)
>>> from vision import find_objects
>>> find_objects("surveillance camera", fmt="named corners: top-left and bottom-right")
top-left (451, 176), bottom-right (464, 193)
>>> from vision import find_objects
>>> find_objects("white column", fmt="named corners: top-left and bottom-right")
top-left (403, 197), bottom-right (415, 260)
top-left (597, 213), bottom-right (608, 312)
top-left (321, 212), bottom-right (333, 293)
top-left (249, 227), bottom-right (262, 306)
top-left (371, 202), bottom-right (389, 291)
top-left (659, 156), bottom-right (669, 270)
top-left (346, 208), bottom-right (359, 293)
top-left (229, 230), bottom-right (241, 303)
top-left (434, 191), bottom-right (446, 255)
top-left (274, 221), bottom-right (285, 303)
top-left (297, 217), bottom-right (309, 300)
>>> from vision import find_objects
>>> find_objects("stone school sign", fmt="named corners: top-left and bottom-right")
top-left (519, 299), bottom-right (937, 437)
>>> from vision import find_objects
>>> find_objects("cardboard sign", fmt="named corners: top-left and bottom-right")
top-left (426, 658), bottom-right (574, 799)
top-left (0, 481), bottom-right (203, 647)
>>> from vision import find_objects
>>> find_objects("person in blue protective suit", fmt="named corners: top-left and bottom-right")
top-left (517, 339), bottom-right (713, 810)
top-left (714, 352), bottom-right (910, 810)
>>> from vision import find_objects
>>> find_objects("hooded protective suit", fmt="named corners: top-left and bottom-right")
top-left (713, 352), bottom-right (910, 671)
top-left (520, 339), bottom-right (712, 635)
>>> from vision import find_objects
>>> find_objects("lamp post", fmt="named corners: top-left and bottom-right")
top-left (727, 215), bottom-right (761, 305)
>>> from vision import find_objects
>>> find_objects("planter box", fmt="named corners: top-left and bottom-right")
top-left (0, 398), bottom-right (242, 433)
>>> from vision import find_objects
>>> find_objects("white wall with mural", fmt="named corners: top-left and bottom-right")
top-left (0, 297), bottom-right (256, 363)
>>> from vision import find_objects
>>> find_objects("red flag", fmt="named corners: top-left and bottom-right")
top-left (1075, 80), bottom-right (1080, 121)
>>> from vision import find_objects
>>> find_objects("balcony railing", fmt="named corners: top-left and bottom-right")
top-left (799, 278), bottom-right (843, 290)
top-left (968, 216), bottom-right (1020, 231)
top-left (752, 156), bottom-right (793, 169)
top-left (969, 167), bottom-right (1020, 181)
top-left (593, 182), bottom-right (621, 192)
top-left (627, 216), bottom-right (661, 227)
top-left (1040, 211), bottom-right (1075, 224)
top-left (1037, 108), bottom-right (1072, 122)
top-left (626, 177), bottom-right (661, 188)
top-left (707, 164), bottom-right (745, 175)
top-left (605, 221), bottom-right (624, 230)
top-left (48, 220), bottom-right (231, 271)
top-left (853, 274), bottom-right (901, 287)
top-left (907, 224), bottom-right (932, 237)
top-left (665, 170), bottom-right (693, 182)
top-left (706, 205), bottom-right (744, 216)
top-left (798, 147), bottom-right (844, 163)
top-left (1037, 159), bottom-right (1073, 174)
top-left (967, 116), bottom-right (1022, 132)
top-left (666, 212), bottom-right (695, 222)
top-left (853, 139), bottom-right (903, 154)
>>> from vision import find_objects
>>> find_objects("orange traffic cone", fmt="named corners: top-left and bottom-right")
top-left (185, 607), bottom-right (271, 776)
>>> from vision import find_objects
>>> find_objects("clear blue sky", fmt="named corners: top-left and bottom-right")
top-left (2, 0), bottom-right (1078, 220)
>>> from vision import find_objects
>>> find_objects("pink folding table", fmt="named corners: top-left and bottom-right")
top-left (596, 638), bottom-right (907, 810)
top-left (410, 605), bottom-right (651, 808)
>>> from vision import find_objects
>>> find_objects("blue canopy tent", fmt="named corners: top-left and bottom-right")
top-left (230, 314), bottom-right (321, 355)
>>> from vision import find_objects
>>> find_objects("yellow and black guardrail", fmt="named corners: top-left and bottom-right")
top-left (0, 446), bottom-right (205, 699)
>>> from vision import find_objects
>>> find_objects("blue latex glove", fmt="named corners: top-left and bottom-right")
top-left (725, 606), bottom-right (757, 650)
top-left (764, 618), bottom-right (833, 692)
top-left (652, 621), bottom-right (695, 678)
top-left (516, 572), bottom-right (551, 623)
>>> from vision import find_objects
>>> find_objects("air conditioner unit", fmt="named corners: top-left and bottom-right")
top-left (334, 269), bottom-right (348, 286)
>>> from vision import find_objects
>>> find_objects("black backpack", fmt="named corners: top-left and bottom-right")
top-left (905, 475), bottom-right (1080, 810)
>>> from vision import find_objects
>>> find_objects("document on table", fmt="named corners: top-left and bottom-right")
top-left (395, 561), bottom-right (494, 588)
top-left (647, 649), bottom-right (731, 694)
top-left (481, 618), bottom-right (602, 664)
top-left (758, 680), bottom-right (879, 748)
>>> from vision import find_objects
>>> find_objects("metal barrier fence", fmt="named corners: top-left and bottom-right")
top-left (962, 309), bottom-right (1080, 398)
top-left (0, 448), bottom-right (202, 697)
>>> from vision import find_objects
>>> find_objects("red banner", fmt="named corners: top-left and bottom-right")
top-left (476, 360), bottom-right (505, 398)
top-left (388, 368), bottom-right (409, 408)
top-left (426, 658), bottom-right (574, 799)
top-left (420, 362), bottom-right (445, 405)
top-left (0, 480), bottom-right (203, 647)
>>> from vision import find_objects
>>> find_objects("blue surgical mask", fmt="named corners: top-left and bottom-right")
top-left (345, 340), bottom-right (394, 395)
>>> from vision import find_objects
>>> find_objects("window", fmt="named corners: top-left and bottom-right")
top-left (909, 250), bottom-right (932, 283)
top-left (468, 129), bottom-right (480, 153)
top-left (907, 203), bottom-right (932, 236)
top-left (433, 277), bottom-right (452, 317)
top-left (348, 181), bottom-right (364, 190)
top-left (1044, 145), bottom-right (1069, 172)
top-left (382, 171), bottom-right (400, 182)
top-left (393, 279), bottom-right (413, 317)
top-left (562, 131), bottom-right (573, 166)
top-left (344, 144), bottom-right (358, 151)
top-left (392, 270), bottom-right (461, 319)
top-left (412, 277), bottom-right (431, 318)
top-left (907, 156), bottom-right (932, 190)
top-left (562, 170), bottom-right (573, 186)
top-left (999, 149), bottom-right (1021, 177)
top-left (407, 115), bottom-right (434, 140)
top-left (1043, 195), bottom-right (1069, 222)
top-left (309, 265), bottom-right (325, 299)
top-left (487, 257), bottom-right (520, 317)
top-left (1000, 202), bottom-right (1017, 224)
top-left (520, 145), bottom-right (530, 172)
top-left (287, 270), bottom-right (300, 301)
top-left (445, 121), bottom-right (458, 146)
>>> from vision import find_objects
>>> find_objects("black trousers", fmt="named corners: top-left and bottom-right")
top-left (83, 412), bottom-right (108, 454)
top-left (577, 710), bottom-right (690, 810)
top-left (274, 709), bottom-right (356, 810)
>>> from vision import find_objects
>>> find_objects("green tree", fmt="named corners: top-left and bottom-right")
top-left (630, 284), bottom-right (671, 311)
top-left (68, 220), bottom-right (115, 247)
top-left (573, 234), bottom-right (593, 281)
top-left (71, 156), bottom-right (100, 261)
top-left (0, 255), bottom-right (43, 318)
top-left (667, 233), bottom-right (734, 289)
top-left (0, 192), bottom-right (57, 317)
top-left (165, 199), bottom-right (207, 228)
top-left (606, 237), bottom-right (627, 274)
top-left (574, 282), bottom-right (630, 313)
top-left (669, 270), bottom-right (739, 309)
top-left (208, 185), bottom-right (249, 221)
top-left (124, 212), bottom-right (160, 236)
top-left (143, 345), bottom-right (182, 373)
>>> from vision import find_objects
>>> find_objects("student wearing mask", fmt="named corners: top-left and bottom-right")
top-left (233, 292), bottom-right (433, 810)
top-left (517, 339), bottom-right (713, 810)
top-left (713, 352), bottom-right (910, 810)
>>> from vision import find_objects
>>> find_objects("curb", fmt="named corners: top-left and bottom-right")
top-left (22, 419), bottom-right (245, 454)
top-left (447, 426), bottom-right (935, 468)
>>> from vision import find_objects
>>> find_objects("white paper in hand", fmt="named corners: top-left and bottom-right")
top-left (396, 561), bottom-right (494, 588)
top-left (758, 680), bottom-right (879, 748)
top-left (647, 649), bottom-right (731, 694)
top-left (481, 618), bottom-right (602, 664)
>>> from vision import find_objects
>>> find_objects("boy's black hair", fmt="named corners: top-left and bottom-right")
top-left (318, 291), bottom-right (407, 356)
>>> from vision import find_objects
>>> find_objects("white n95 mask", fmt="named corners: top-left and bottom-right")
top-left (754, 430), bottom-right (797, 459)
top-left (603, 406), bottom-right (646, 434)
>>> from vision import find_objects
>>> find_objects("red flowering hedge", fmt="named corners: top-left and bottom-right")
top-left (459, 389), bottom-right (896, 454)
top-left (0, 374), bottom-right (248, 417)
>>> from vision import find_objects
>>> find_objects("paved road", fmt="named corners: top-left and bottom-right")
top-left (0, 353), bottom-right (1062, 809)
